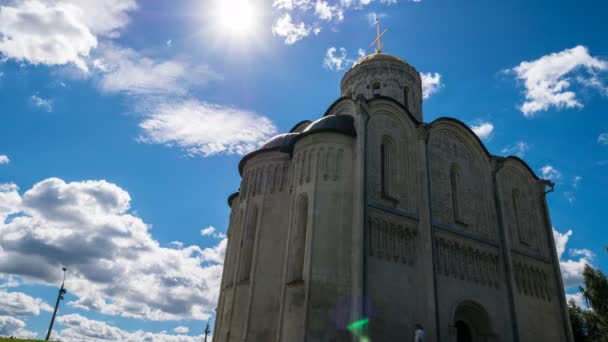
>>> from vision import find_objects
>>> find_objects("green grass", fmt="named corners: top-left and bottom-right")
top-left (0, 338), bottom-right (48, 342)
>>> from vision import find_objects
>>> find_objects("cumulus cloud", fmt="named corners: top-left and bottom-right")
top-left (501, 141), bottom-right (529, 158)
top-left (553, 228), bottom-right (593, 289)
top-left (470, 122), bottom-right (494, 141)
top-left (173, 326), bottom-right (189, 334)
top-left (322, 46), bottom-right (366, 72)
top-left (509, 45), bottom-right (608, 116)
top-left (366, 12), bottom-right (386, 27)
top-left (0, 0), bottom-right (136, 71)
top-left (323, 47), bottom-right (351, 71)
top-left (540, 165), bottom-right (561, 181)
top-left (0, 290), bottom-right (52, 317)
top-left (0, 178), bottom-right (226, 321)
top-left (0, 316), bottom-right (37, 339)
top-left (272, 13), bottom-right (314, 45)
top-left (54, 314), bottom-right (203, 342)
top-left (30, 95), bottom-right (53, 112)
top-left (271, 0), bottom-right (412, 44)
top-left (565, 175), bottom-right (583, 203)
top-left (93, 44), bottom-right (221, 96)
top-left (314, 1), bottom-right (344, 21)
top-left (566, 292), bottom-right (587, 308)
top-left (0, 155), bottom-right (9, 165)
top-left (420, 72), bottom-right (443, 99)
top-left (598, 132), bottom-right (608, 145)
top-left (0, 183), bottom-right (21, 222)
top-left (137, 99), bottom-right (277, 157)
top-left (200, 226), bottom-right (216, 236)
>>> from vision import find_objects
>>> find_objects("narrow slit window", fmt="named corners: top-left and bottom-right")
top-left (288, 195), bottom-right (309, 283)
top-left (381, 136), bottom-right (395, 199)
top-left (372, 82), bottom-right (381, 96)
top-left (450, 164), bottom-right (465, 224)
top-left (512, 189), bottom-right (529, 245)
top-left (403, 86), bottom-right (410, 111)
top-left (238, 207), bottom-right (258, 282)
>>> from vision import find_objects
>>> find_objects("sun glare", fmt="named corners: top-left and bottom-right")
top-left (214, 0), bottom-right (258, 36)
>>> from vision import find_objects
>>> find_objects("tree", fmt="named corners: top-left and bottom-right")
top-left (568, 258), bottom-right (608, 341)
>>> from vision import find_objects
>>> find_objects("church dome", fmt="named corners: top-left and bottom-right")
top-left (351, 52), bottom-right (408, 68)
top-left (341, 52), bottom-right (423, 121)
top-left (258, 133), bottom-right (299, 151)
top-left (301, 114), bottom-right (356, 137)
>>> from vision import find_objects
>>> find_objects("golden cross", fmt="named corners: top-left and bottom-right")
top-left (370, 18), bottom-right (387, 53)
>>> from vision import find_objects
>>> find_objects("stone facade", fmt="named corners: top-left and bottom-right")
top-left (212, 53), bottom-right (573, 341)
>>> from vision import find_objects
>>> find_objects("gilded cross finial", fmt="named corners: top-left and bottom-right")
top-left (370, 18), bottom-right (387, 53)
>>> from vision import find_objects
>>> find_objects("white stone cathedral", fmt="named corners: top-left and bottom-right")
top-left (212, 50), bottom-right (573, 341)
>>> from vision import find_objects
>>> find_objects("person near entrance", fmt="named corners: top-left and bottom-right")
top-left (414, 323), bottom-right (426, 342)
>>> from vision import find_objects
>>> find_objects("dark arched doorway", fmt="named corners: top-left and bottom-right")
top-left (456, 320), bottom-right (472, 342)
top-left (452, 301), bottom-right (496, 342)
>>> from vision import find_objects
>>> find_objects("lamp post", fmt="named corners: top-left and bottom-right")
top-left (45, 267), bottom-right (67, 341)
top-left (203, 320), bottom-right (210, 342)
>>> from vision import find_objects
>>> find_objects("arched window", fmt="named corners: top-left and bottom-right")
top-left (512, 188), bottom-right (529, 245)
top-left (403, 86), bottom-right (410, 111)
top-left (288, 195), bottom-right (308, 283)
top-left (381, 136), bottom-right (396, 199)
top-left (238, 207), bottom-right (258, 282)
top-left (372, 82), bottom-right (381, 97)
top-left (450, 164), bottom-right (465, 224)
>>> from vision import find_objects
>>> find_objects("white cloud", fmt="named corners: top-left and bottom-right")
top-left (0, 183), bottom-right (21, 222)
top-left (598, 132), bottom-right (608, 145)
top-left (200, 226), bottom-right (216, 236)
top-left (138, 99), bottom-right (277, 157)
top-left (173, 326), bottom-right (189, 334)
top-left (54, 314), bottom-right (203, 342)
top-left (0, 316), bottom-right (37, 339)
top-left (553, 228), bottom-right (592, 289)
top-left (470, 122), bottom-right (494, 141)
top-left (0, 178), bottom-right (226, 321)
top-left (0, 0), bottom-right (136, 71)
top-left (30, 95), bottom-right (53, 112)
top-left (271, 0), bottom-right (409, 44)
top-left (0, 155), bottom-right (9, 165)
top-left (323, 47), bottom-right (351, 71)
top-left (564, 176), bottom-right (583, 203)
top-left (420, 72), bottom-right (442, 99)
top-left (314, 1), bottom-right (343, 21)
top-left (271, 13), bottom-right (313, 45)
top-left (366, 12), bottom-right (386, 27)
top-left (501, 141), bottom-right (529, 158)
top-left (570, 248), bottom-right (594, 260)
top-left (0, 290), bottom-right (52, 317)
top-left (93, 44), bottom-right (221, 96)
top-left (509, 45), bottom-right (608, 116)
top-left (540, 165), bottom-right (561, 181)
top-left (566, 292), bottom-right (586, 308)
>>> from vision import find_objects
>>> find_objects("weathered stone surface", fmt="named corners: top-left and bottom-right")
top-left (212, 53), bottom-right (572, 342)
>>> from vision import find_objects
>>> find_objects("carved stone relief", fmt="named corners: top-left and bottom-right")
top-left (434, 235), bottom-right (501, 289)
top-left (367, 213), bottom-right (418, 265)
top-left (512, 258), bottom-right (552, 301)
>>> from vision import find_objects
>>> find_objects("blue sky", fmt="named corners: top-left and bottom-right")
top-left (0, 0), bottom-right (607, 340)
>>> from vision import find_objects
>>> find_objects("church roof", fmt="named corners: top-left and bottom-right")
top-left (238, 115), bottom-right (356, 175)
top-left (352, 52), bottom-right (407, 68)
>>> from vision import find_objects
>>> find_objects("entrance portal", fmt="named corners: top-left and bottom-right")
top-left (456, 320), bottom-right (472, 342)
top-left (452, 301), bottom-right (496, 342)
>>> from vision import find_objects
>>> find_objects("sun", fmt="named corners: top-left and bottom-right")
top-left (214, 0), bottom-right (259, 36)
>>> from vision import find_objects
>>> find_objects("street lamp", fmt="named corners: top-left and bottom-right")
top-left (45, 267), bottom-right (67, 341)
top-left (204, 320), bottom-right (211, 342)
